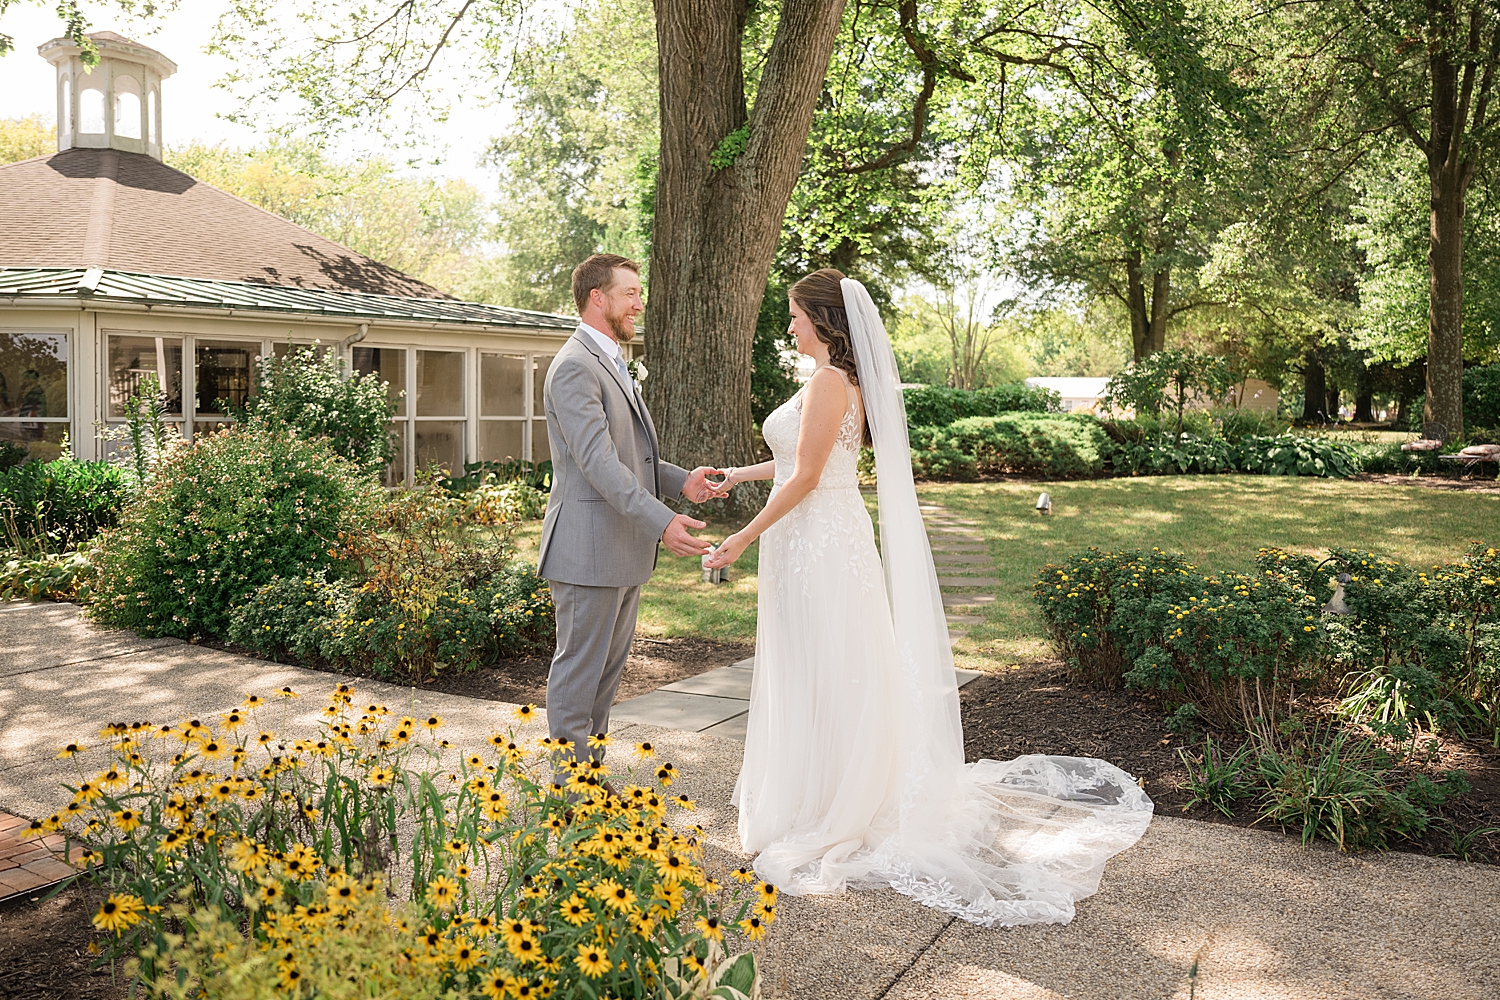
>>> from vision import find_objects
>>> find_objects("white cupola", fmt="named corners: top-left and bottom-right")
top-left (39, 31), bottom-right (177, 162)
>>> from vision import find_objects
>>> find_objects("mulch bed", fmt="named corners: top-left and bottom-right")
top-left (1353, 472), bottom-right (1500, 493)
top-left (960, 658), bottom-right (1500, 863)
top-left (0, 883), bottom-right (122, 1000)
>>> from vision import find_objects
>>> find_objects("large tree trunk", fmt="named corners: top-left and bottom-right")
top-left (1302, 361), bottom-right (1327, 422)
top-left (644, 0), bottom-right (847, 508)
top-left (1425, 166), bottom-right (1466, 436)
top-left (1126, 250), bottom-right (1169, 359)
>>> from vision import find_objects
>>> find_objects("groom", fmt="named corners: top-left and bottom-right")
top-left (537, 253), bottom-right (725, 783)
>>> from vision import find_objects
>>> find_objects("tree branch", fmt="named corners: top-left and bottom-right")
top-left (841, 0), bottom-right (948, 174)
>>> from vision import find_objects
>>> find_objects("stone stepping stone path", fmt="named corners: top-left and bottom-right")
top-left (920, 503), bottom-right (1001, 636)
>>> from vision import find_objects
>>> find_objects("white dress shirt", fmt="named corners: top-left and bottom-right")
top-left (579, 321), bottom-right (623, 361)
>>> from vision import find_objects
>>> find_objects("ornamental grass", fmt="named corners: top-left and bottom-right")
top-left (28, 684), bottom-right (768, 998)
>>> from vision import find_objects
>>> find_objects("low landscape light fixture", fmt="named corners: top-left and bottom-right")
top-left (1323, 573), bottom-right (1352, 615)
top-left (1036, 492), bottom-right (1052, 514)
top-left (1313, 557), bottom-right (1352, 615)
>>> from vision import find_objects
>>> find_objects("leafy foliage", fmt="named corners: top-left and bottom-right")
top-left (1464, 364), bottom-right (1500, 431)
top-left (1103, 350), bottom-right (1238, 438)
top-left (91, 425), bottom-right (381, 639)
top-left (241, 344), bottom-right (399, 474)
top-left (901, 384), bottom-right (1060, 427)
top-left (0, 458), bottom-right (130, 551)
top-left (0, 549), bottom-right (95, 602)
top-left (1034, 542), bottom-right (1500, 742)
top-left (910, 413), bottom-right (1110, 480)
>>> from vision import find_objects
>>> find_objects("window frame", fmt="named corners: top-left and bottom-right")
top-left (0, 328), bottom-right (73, 462)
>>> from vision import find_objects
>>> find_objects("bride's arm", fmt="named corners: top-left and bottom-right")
top-left (719, 460), bottom-right (775, 486)
top-left (705, 370), bottom-right (846, 569)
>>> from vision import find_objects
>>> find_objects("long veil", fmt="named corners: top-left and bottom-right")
top-left (840, 277), bottom-right (1154, 926)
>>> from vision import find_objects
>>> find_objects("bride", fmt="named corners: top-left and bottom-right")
top-left (703, 270), bottom-right (1153, 927)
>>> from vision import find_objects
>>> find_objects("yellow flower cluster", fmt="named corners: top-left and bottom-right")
top-left (45, 683), bottom-right (768, 997)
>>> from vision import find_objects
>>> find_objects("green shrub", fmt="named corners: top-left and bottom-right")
top-left (1101, 429), bottom-right (1360, 478)
top-left (240, 343), bottom-right (399, 474)
top-left (233, 564), bottom-right (555, 679)
top-left (911, 413), bottom-right (1108, 479)
top-left (1212, 406), bottom-right (1291, 442)
top-left (1106, 433), bottom-right (1238, 475)
top-left (91, 425), bottom-right (380, 639)
top-left (1035, 543), bottom-right (1500, 742)
top-left (901, 384), bottom-right (1060, 427)
top-left (0, 440), bottom-right (28, 472)
top-left (1463, 364), bottom-right (1500, 431)
top-left (230, 479), bottom-right (556, 680)
top-left (0, 458), bottom-right (130, 550)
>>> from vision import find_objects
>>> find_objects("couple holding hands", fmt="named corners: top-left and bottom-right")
top-left (535, 254), bottom-right (1152, 928)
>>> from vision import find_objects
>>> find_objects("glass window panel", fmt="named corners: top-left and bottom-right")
top-left (479, 420), bottom-right (524, 464)
top-left (480, 353), bottom-right (526, 416)
top-left (195, 340), bottom-right (256, 417)
top-left (0, 332), bottom-right (68, 420)
top-left (0, 422), bottom-right (68, 463)
top-left (533, 355), bottom-right (553, 418)
top-left (352, 346), bottom-right (407, 417)
top-left (383, 422), bottom-right (407, 488)
top-left (415, 421), bottom-right (464, 476)
top-left (109, 335), bottom-right (183, 417)
top-left (531, 418), bottom-right (551, 464)
top-left (416, 350), bottom-right (463, 416)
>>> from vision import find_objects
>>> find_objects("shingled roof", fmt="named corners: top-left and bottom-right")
top-left (0, 147), bottom-right (451, 299)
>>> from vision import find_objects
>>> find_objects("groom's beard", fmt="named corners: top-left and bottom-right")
top-left (606, 308), bottom-right (637, 343)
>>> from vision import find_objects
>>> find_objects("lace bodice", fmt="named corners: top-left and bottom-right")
top-left (762, 370), bottom-right (863, 492)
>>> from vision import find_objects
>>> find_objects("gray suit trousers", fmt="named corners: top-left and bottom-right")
top-left (547, 581), bottom-right (640, 781)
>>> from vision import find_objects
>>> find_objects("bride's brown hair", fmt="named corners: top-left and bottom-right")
top-left (788, 268), bottom-right (860, 387)
top-left (790, 268), bottom-right (872, 445)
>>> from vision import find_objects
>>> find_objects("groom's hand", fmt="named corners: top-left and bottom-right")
top-left (663, 514), bottom-right (712, 557)
top-left (682, 466), bottom-right (730, 504)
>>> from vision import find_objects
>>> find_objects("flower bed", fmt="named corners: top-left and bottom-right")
top-left (30, 683), bottom-right (767, 998)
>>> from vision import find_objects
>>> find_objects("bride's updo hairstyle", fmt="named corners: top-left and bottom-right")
top-left (789, 268), bottom-right (860, 388)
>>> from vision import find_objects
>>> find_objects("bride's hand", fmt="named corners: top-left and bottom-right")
top-left (705, 532), bottom-right (749, 570)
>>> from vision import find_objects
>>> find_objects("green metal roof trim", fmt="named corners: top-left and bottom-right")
top-left (0, 267), bottom-right (578, 331)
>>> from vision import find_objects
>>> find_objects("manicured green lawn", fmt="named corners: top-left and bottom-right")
top-left (922, 476), bottom-right (1500, 663)
top-left (515, 477), bottom-right (1498, 664)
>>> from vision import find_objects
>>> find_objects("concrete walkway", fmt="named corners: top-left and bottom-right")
top-left (611, 501), bottom-right (991, 734)
top-left (1, 603), bottom-right (1497, 999)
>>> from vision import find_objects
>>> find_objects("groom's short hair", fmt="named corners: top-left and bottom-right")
top-left (572, 254), bottom-right (641, 313)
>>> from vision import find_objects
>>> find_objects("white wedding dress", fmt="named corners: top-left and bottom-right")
top-left (732, 280), bottom-right (1154, 927)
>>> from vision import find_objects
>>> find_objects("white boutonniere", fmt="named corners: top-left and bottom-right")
top-left (626, 359), bottom-right (648, 389)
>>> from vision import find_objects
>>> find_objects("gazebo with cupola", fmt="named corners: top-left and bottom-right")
top-left (0, 31), bottom-right (599, 485)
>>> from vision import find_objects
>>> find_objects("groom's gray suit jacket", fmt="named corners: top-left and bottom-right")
top-left (537, 327), bottom-right (689, 587)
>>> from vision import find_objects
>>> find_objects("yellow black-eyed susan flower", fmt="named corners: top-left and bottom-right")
top-left (694, 915), bottom-right (724, 941)
top-left (739, 914), bottom-right (768, 940)
top-left (514, 703), bottom-right (538, 722)
top-left (57, 742), bottom-right (86, 758)
top-left (560, 893), bottom-right (592, 926)
top-left (574, 943), bottom-right (611, 978)
top-left (92, 893), bottom-right (144, 933)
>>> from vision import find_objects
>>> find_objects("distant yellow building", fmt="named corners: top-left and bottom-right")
top-left (0, 31), bottom-right (584, 484)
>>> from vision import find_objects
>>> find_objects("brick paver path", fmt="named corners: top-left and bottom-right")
top-left (0, 810), bottom-right (82, 900)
